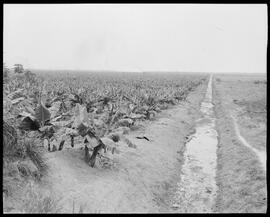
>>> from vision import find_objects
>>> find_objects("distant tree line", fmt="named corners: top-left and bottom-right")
top-left (14, 64), bottom-right (24, 73)
top-left (3, 63), bottom-right (36, 83)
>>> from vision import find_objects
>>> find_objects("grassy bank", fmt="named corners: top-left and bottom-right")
top-left (212, 77), bottom-right (267, 213)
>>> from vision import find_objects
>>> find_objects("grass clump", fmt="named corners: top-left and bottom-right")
top-left (20, 182), bottom-right (63, 213)
top-left (3, 121), bottom-right (50, 212)
top-left (24, 138), bottom-right (48, 176)
top-left (3, 120), bottom-right (22, 158)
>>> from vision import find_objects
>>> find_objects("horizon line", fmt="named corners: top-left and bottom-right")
top-left (26, 68), bottom-right (267, 74)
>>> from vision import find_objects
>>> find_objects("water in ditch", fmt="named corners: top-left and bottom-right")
top-left (171, 74), bottom-right (218, 213)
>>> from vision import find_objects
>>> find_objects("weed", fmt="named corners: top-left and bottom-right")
top-left (24, 139), bottom-right (48, 175)
top-left (21, 182), bottom-right (63, 213)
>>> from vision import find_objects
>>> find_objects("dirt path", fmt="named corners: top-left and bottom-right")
top-left (231, 115), bottom-right (266, 172)
top-left (42, 80), bottom-right (208, 213)
top-left (169, 74), bottom-right (218, 213)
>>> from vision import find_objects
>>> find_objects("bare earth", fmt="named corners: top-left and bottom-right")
top-left (41, 79), bottom-right (207, 213)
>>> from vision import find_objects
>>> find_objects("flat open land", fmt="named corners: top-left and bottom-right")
top-left (3, 72), bottom-right (267, 213)
top-left (213, 73), bottom-right (267, 213)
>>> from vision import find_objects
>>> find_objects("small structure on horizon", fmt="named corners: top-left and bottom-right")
top-left (14, 64), bottom-right (24, 73)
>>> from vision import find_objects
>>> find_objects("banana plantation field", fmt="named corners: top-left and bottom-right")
top-left (4, 71), bottom-right (206, 159)
top-left (3, 70), bottom-right (207, 213)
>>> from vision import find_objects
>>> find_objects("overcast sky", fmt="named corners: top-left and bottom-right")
top-left (3, 4), bottom-right (267, 73)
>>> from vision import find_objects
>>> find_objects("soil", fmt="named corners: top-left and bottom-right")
top-left (40, 79), bottom-right (208, 213)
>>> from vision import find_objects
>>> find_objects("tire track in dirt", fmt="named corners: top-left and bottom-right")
top-left (231, 115), bottom-right (266, 172)
top-left (170, 74), bottom-right (218, 213)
